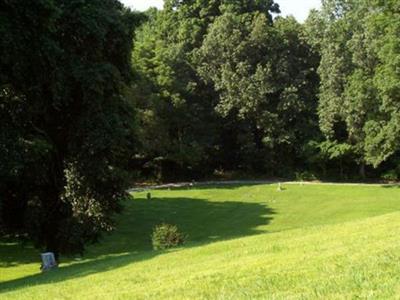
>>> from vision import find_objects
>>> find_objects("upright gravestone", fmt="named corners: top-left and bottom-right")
top-left (40, 252), bottom-right (58, 271)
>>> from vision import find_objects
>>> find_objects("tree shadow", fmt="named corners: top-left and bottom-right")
top-left (0, 239), bottom-right (39, 268)
top-left (0, 251), bottom-right (159, 293)
top-left (0, 195), bottom-right (274, 293)
top-left (381, 184), bottom-right (400, 188)
top-left (105, 196), bottom-right (274, 253)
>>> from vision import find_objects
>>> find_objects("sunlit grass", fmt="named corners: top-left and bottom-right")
top-left (1, 183), bottom-right (400, 299)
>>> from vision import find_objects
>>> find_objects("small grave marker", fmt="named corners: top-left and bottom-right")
top-left (40, 252), bottom-right (58, 271)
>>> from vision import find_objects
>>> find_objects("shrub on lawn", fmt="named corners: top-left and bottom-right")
top-left (295, 171), bottom-right (317, 181)
top-left (381, 170), bottom-right (398, 182)
top-left (151, 223), bottom-right (186, 250)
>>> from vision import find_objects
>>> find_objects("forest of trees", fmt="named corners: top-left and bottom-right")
top-left (1, 0), bottom-right (399, 255)
top-left (131, 0), bottom-right (400, 181)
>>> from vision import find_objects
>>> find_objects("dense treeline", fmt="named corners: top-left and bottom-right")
top-left (313, 0), bottom-right (400, 179)
top-left (132, 0), bottom-right (320, 180)
top-left (1, 0), bottom-right (399, 255)
top-left (131, 0), bottom-right (400, 181)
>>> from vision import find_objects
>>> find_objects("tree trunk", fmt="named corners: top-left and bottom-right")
top-left (359, 162), bottom-right (366, 179)
top-left (44, 186), bottom-right (62, 263)
top-left (339, 159), bottom-right (343, 179)
top-left (43, 147), bottom-right (66, 263)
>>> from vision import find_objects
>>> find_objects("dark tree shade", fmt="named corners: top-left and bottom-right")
top-left (0, 0), bottom-right (141, 256)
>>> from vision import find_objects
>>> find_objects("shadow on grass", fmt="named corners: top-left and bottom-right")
top-left (0, 240), bottom-right (38, 268)
top-left (0, 195), bottom-right (274, 293)
top-left (381, 184), bottom-right (400, 188)
top-left (0, 251), bottom-right (160, 293)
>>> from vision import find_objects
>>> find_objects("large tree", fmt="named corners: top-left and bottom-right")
top-left (131, 4), bottom-right (220, 180)
top-left (0, 0), bottom-right (140, 257)
top-left (314, 0), bottom-right (400, 176)
top-left (196, 12), bottom-right (320, 173)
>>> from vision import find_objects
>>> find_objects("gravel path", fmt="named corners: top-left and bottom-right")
top-left (128, 180), bottom-right (399, 192)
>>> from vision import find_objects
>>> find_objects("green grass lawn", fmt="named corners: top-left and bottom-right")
top-left (1, 183), bottom-right (400, 299)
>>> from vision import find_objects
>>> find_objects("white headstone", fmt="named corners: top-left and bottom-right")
top-left (40, 252), bottom-right (57, 271)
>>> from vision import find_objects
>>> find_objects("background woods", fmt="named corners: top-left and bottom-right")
top-left (132, 0), bottom-right (400, 181)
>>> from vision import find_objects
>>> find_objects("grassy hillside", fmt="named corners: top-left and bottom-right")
top-left (1, 183), bottom-right (400, 299)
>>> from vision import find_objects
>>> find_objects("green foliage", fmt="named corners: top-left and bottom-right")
top-left (381, 170), bottom-right (399, 182)
top-left (319, 141), bottom-right (353, 160)
top-left (0, 0), bottom-right (141, 255)
top-left (131, 0), bottom-right (400, 179)
top-left (196, 13), bottom-right (319, 156)
top-left (314, 0), bottom-right (400, 169)
top-left (151, 223), bottom-right (186, 250)
top-left (295, 171), bottom-right (317, 181)
top-left (133, 0), bottom-right (320, 177)
top-left (131, 5), bottom-right (220, 179)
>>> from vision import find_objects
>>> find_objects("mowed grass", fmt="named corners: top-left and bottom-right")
top-left (1, 183), bottom-right (400, 299)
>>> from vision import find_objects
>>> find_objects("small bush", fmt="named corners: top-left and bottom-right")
top-left (381, 170), bottom-right (398, 182)
top-left (295, 171), bottom-right (317, 181)
top-left (151, 223), bottom-right (186, 250)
